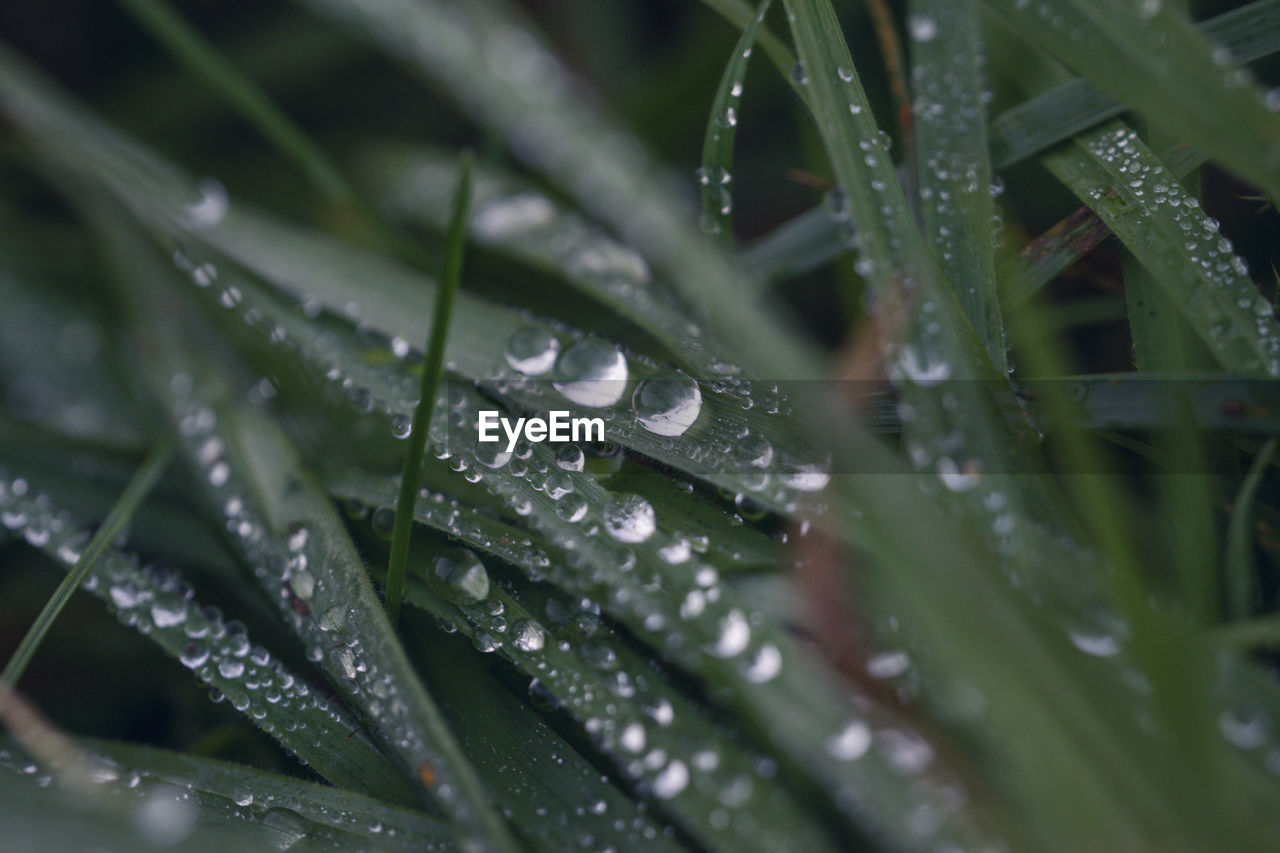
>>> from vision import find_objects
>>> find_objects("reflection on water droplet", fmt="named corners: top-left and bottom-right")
top-left (743, 643), bottom-right (782, 683)
top-left (505, 326), bottom-right (560, 375)
top-left (633, 371), bottom-right (702, 436)
top-left (511, 618), bottom-right (546, 652)
top-left (603, 493), bottom-right (656, 543)
top-left (553, 339), bottom-right (628, 407)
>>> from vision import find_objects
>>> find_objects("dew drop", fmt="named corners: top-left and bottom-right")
top-left (553, 339), bottom-right (628, 407)
top-left (632, 371), bottom-right (702, 436)
top-left (603, 493), bottom-right (656, 544)
top-left (431, 548), bottom-right (490, 605)
top-left (505, 326), bottom-right (560, 375)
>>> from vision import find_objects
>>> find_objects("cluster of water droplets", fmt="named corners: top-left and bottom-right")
top-left (0, 468), bottom-right (366, 761)
top-left (1079, 123), bottom-right (1280, 375)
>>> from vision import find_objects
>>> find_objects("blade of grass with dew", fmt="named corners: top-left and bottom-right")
top-left (386, 154), bottom-right (470, 624)
top-left (977, 0), bottom-right (1280, 200)
top-left (1, 433), bottom-right (175, 691)
top-left (698, 0), bottom-right (771, 245)
top-left (988, 0), bottom-right (1280, 169)
top-left (18, 738), bottom-right (458, 851)
top-left (364, 534), bottom-right (831, 853)
top-left (0, 764), bottom-right (276, 853)
top-left (404, 629), bottom-right (693, 853)
top-left (908, 0), bottom-right (1006, 372)
top-left (114, 0), bottom-right (353, 205)
top-left (0, 477), bottom-right (416, 804)
top-left (1226, 439), bottom-right (1279, 618)
top-left (1041, 119), bottom-right (1280, 375)
top-left (84, 195), bottom-right (519, 851)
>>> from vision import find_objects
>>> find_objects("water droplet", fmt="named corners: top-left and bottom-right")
top-left (603, 493), bottom-right (656, 543)
top-left (553, 339), bottom-right (628, 407)
top-left (232, 786), bottom-right (254, 807)
top-left (827, 720), bottom-right (871, 761)
top-left (511, 618), bottom-right (546, 652)
top-left (555, 444), bottom-right (585, 472)
top-left (505, 326), bottom-right (560, 375)
top-left (632, 371), bottom-right (702, 436)
top-left (652, 760), bottom-right (689, 799)
top-left (431, 548), bottom-right (490, 605)
top-left (713, 610), bottom-right (750, 657)
top-left (907, 14), bottom-right (938, 42)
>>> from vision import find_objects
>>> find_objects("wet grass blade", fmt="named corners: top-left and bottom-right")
top-left (978, 0), bottom-right (1280, 200)
top-left (1, 433), bottom-right (175, 692)
top-left (698, 0), bottom-right (771, 245)
top-left (908, 0), bottom-right (1006, 371)
top-left (1042, 120), bottom-right (1280, 375)
top-left (989, 0), bottom-right (1280, 169)
top-left (386, 154), bottom-right (470, 625)
top-left (115, 0), bottom-right (352, 204)
top-left (0, 477), bottom-right (416, 804)
top-left (697, 0), bottom-right (797, 84)
top-left (1226, 439), bottom-right (1278, 618)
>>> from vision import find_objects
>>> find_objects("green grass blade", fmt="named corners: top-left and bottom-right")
top-left (978, 0), bottom-right (1280, 199)
top-left (697, 0), bottom-right (797, 84)
top-left (989, 0), bottom-right (1280, 168)
top-left (1, 433), bottom-right (175, 692)
top-left (71, 739), bottom-right (456, 850)
top-left (1226, 439), bottom-right (1279, 618)
top-left (1042, 120), bottom-right (1280, 375)
top-left (908, 0), bottom-right (1006, 371)
top-left (115, 0), bottom-right (352, 204)
top-left (698, 0), bottom-right (771, 245)
top-left (386, 154), bottom-right (470, 625)
top-left (0, 478), bottom-right (415, 803)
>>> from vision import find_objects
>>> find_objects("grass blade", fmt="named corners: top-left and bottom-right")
top-left (1042, 120), bottom-right (1280, 375)
top-left (908, 0), bottom-right (1006, 371)
top-left (698, 0), bottom-right (771, 245)
top-left (1226, 439), bottom-right (1279, 618)
top-left (1, 433), bottom-right (175, 692)
top-left (989, 0), bottom-right (1280, 169)
top-left (978, 0), bottom-right (1280, 199)
top-left (386, 154), bottom-right (470, 624)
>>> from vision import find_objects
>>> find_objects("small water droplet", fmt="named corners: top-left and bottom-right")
top-left (505, 326), bottom-right (560, 375)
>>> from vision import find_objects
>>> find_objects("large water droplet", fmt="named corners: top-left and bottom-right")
top-left (431, 548), bottom-right (490, 604)
top-left (511, 618), bottom-right (546, 652)
top-left (553, 339), bottom-right (628, 407)
top-left (603, 493), bottom-right (656, 543)
top-left (632, 371), bottom-right (702, 436)
top-left (505, 326), bottom-right (560, 375)
top-left (651, 759), bottom-right (689, 799)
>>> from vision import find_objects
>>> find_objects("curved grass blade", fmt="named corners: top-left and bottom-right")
top-left (114, 0), bottom-right (352, 205)
top-left (1226, 439), bottom-right (1279, 618)
top-left (989, 0), bottom-right (1280, 169)
top-left (698, 0), bottom-right (771, 245)
top-left (33, 738), bottom-right (455, 851)
top-left (1, 433), bottom-right (175, 693)
top-left (85, 198), bottom-right (520, 851)
top-left (0, 475), bottom-right (415, 804)
top-left (386, 155), bottom-right (470, 624)
top-left (1041, 120), bottom-right (1280, 375)
top-left (908, 0), bottom-right (1006, 371)
top-left (977, 0), bottom-right (1280, 200)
